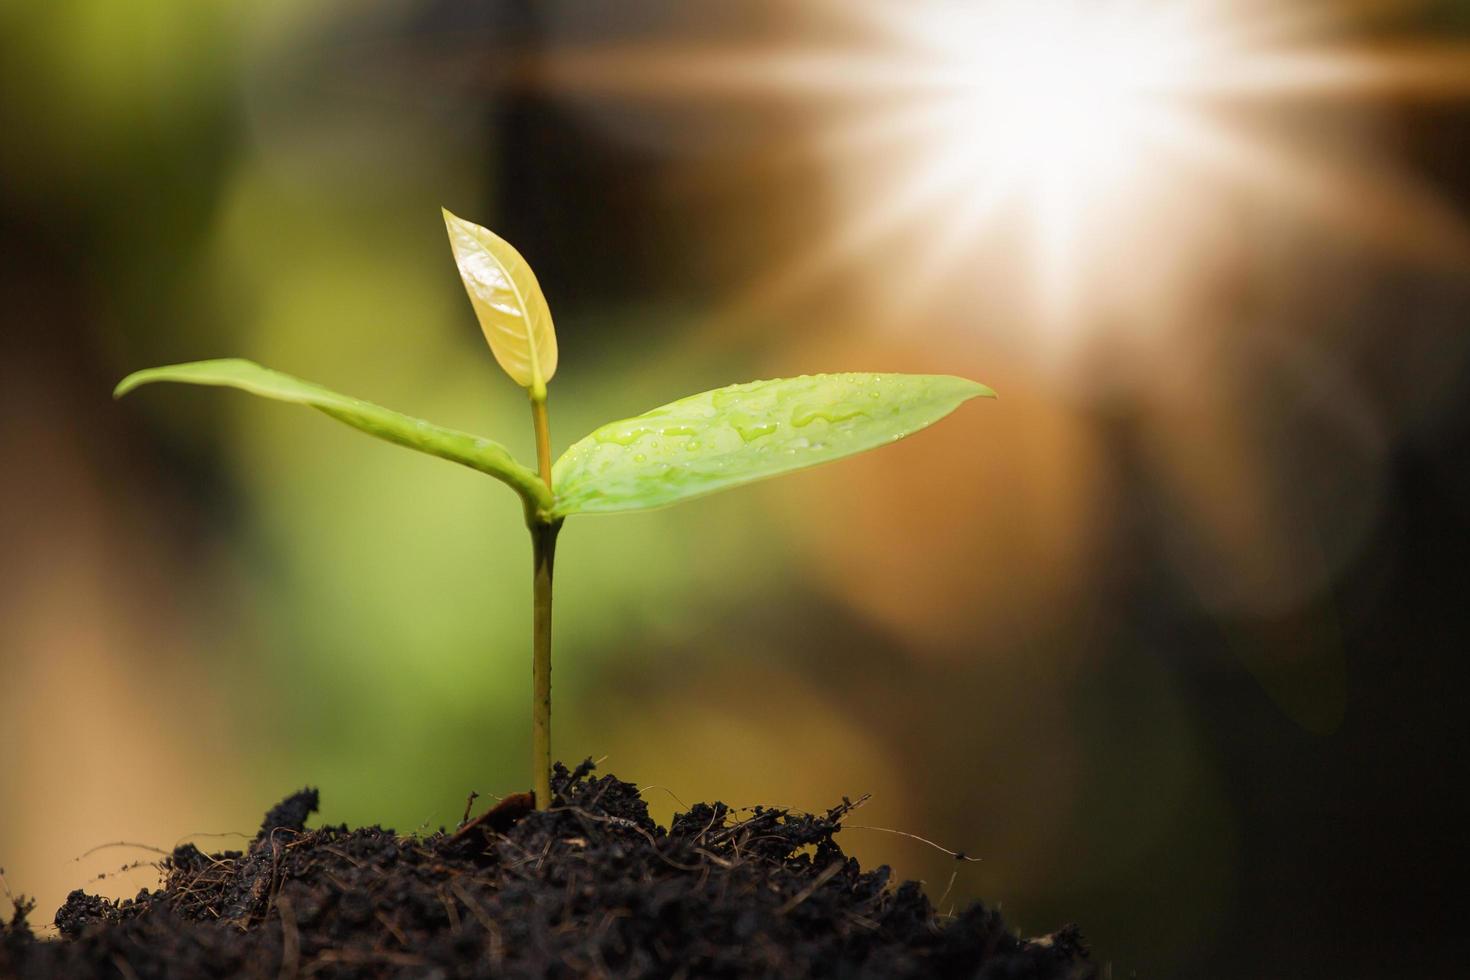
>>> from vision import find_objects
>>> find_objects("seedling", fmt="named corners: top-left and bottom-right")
top-left (115, 209), bottom-right (995, 809)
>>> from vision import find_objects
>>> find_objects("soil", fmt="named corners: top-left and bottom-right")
top-left (1, 762), bottom-right (1094, 979)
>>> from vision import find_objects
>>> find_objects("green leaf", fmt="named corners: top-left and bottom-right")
top-left (551, 373), bottom-right (994, 516)
top-left (115, 359), bottom-right (552, 513)
top-left (442, 208), bottom-right (558, 395)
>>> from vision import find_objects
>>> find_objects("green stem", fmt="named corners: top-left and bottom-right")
top-left (530, 516), bottom-right (560, 810)
top-left (529, 390), bottom-right (557, 810)
top-left (531, 395), bottom-right (553, 489)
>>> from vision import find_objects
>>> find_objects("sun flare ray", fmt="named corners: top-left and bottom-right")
top-left (541, 0), bottom-right (1470, 347)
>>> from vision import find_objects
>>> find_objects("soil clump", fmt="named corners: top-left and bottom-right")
top-left (1, 762), bottom-right (1093, 978)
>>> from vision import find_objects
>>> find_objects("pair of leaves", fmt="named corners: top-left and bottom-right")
top-left (115, 362), bottom-right (993, 518)
top-left (114, 210), bottom-right (993, 518)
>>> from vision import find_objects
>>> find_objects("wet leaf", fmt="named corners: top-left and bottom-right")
top-left (115, 359), bottom-right (551, 512)
top-left (442, 208), bottom-right (558, 394)
top-left (552, 373), bottom-right (993, 516)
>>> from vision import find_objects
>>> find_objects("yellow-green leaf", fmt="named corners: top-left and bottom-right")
top-left (115, 359), bottom-right (551, 513)
top-left (442, 208), bottom-right (558, 394)
top-left (551, 373), bottom-right (993, 516)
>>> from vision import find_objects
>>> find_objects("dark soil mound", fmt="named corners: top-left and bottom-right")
top-left (1, 762), bottom-right (1093, 979)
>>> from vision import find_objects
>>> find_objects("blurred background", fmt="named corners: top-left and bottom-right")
top-left (2, 1), bottom-right (1468, 975)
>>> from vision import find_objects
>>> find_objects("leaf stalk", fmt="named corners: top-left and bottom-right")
top-left (531, 393), bottom-right (553, 490)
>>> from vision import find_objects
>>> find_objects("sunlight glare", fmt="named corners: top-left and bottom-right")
top-left (541, 0), bottom-right (1470, 353)
top-left (944, 4), bottom-right (1177, 193)
top-left (918, 2), bottom-right (1201, 320)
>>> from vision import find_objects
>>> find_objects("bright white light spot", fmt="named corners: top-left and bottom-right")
top-left (541, 0), bottom-right (1470, 351)
top-left (885, 1), bottom-right (1211, 322)
top-left (947, 4), bottom-right (1171, 186)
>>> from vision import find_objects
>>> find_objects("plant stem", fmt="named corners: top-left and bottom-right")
top-left (531, 395), bottom-right (553, 488)
top-left (530, 516), bottom-right (560, 810)
top-left (529, 391), bottom-right (557, 810)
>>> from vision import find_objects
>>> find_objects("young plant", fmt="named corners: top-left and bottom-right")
top-left (115, 209), bottom-right (995, 810)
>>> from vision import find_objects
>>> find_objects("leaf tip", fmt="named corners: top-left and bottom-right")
top-left (113, 371), bottom-right (148, 399)
top-left (946, 376), bottom-right (997, 401)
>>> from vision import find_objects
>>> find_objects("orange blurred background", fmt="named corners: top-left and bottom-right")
top-left (4, 2), bottom-right (1470, 975)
